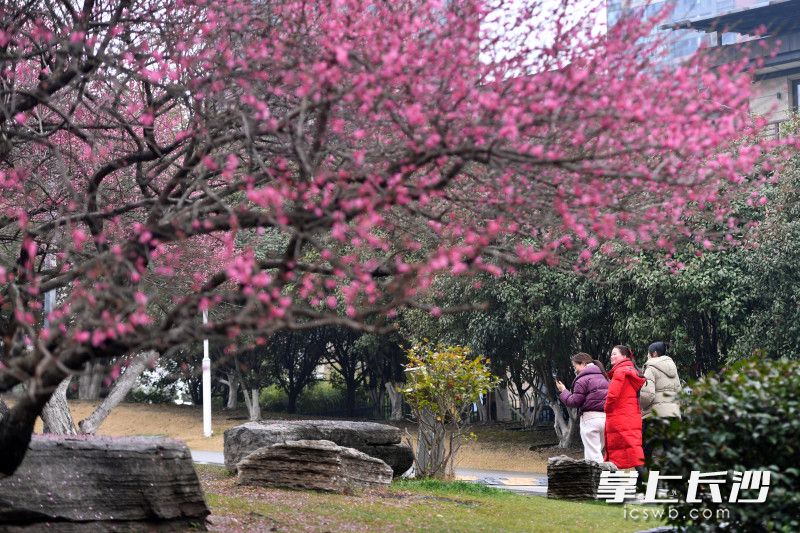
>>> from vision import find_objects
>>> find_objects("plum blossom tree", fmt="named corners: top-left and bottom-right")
top-left (0, 0), bottom-right (788, 475)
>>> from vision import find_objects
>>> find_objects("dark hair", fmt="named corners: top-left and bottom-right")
top-left (571, 352), bottom-right (609, 380)
top-left (648, 341), bottom-right (667, 357)
top-left (571, 352), bottom-right (593, 365)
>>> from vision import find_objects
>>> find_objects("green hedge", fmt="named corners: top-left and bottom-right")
top-left (650, 358), bottom-right (800, 532)
top-left (259, 382), bottom-right (352, 415)
top-left (259, 385), bottom-right (289, 412)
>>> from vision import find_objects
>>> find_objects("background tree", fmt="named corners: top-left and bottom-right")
top-left (586, 250), bottom-right (747, 377)
top-left (358, 331), bottom-right (408, 420)
top-left (734, 122), bottom-right (800, 359)
top-left (268, 328), bottom-right (328, 414)
top-left (230, 344), bottom-right (271, 420)
top-left (320, 326), bottom-right (365, 418)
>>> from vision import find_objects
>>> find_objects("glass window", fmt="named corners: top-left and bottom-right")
top-left (721, 32), bottom-right (738, 45)
top-left (644, 2), bottom-right (665, 19)
top-left (674, 0), bottom-right (694, 18)
top-left (696, 0), bottom-right (713, 15)
top-left (793, 80), bottom-right (800, 111)
top-left (716, 0), bottom-right (735, 12)
top-left (671, 35), bottom-right (701, 58)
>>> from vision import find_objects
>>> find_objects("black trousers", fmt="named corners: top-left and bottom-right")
top-left (642, 417), bottom-right (654, 463)
top-left (638, 417), bottom-right (676, 490)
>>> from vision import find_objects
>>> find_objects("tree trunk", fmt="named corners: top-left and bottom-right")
top-left (242, 383), bottom-right (252, 414)
top-left (415, 408), bottom-right (446, 478)
top-left (224, 371), bottom-right (240, 409)
top-left (531, 398), bottom-right (544, 427)
top-left (0, 393), bottom-right (52, 476)
top-left (249, 389), bottom-right (261, 420)
top-left (368, 385), bottom-right (384, 419)
top-left (242, 387), bottom-right (261, 421)
top-left (78, 363), bottom-right (105, 401)
top-left (88, 363), bottom-right (104, 400)
top-left (495, 386), bottom-right (512, 421)
top-left (187, 377), bottom-right (202, 405)
top-left (78, 363), bottom-right (93, 400)
top-left (564, 414), bottom-right (580, 448)
top-left (508, 377), bottom-right (533, 427)
top-left (518, 391), bottom-right (535, 428)
top-left (344, 379), bottom-right (357, 417)
top-left (385, 382), bottom-right (404, 421)
top-left (551, 400), bottom-right (580, 448)
top-left (41, 379), bottom-right (76, 435)
top-left (476, 392), bottom-right (490, 423)
top-left (78, 351), bottom-right (158, 434)
top-left (287, 389), bottom-right (299, 414)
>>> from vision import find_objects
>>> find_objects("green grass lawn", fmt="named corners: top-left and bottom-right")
top-left (198, 465), bottom-right (665, 532)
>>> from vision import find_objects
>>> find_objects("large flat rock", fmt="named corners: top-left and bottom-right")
top-left (224, 420), bottom-right (413, 476)
top-left (0, 435), bottom-right (209, 531)
top-left (546, 455), bottom-right (618, 500)
top-left (237, 439), bottom-right (393, 493)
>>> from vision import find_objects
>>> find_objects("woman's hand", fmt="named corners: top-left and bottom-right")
top-left (555, 380), bottom-right (566, 392)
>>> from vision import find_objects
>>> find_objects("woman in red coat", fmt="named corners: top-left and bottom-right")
top-left (604, 345), bottom-right (646, 469)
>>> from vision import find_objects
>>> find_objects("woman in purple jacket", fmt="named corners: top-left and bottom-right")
top-left (555, 352), bottom-right (610, 463)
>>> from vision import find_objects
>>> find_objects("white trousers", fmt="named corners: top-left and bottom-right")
top-left (580, 411), bottom-right (606, 463)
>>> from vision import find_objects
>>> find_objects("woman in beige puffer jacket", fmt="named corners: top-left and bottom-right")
top-left (639, 346), bottom-right (682, 419)
top-left (639, 341), bottom-right (681, 466)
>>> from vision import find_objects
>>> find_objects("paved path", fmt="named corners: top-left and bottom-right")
top-left (455, 467), bottom-right (547, 495)
top-left (192, 450), bottom-right (225, 465)
top-left (191, 450), bottom-right (548, 495)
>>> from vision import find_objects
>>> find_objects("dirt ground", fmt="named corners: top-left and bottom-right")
top-left (31, 401), bottom-right (581, 473)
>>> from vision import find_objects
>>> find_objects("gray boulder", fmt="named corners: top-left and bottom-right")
top-left (0, 435), bottom-right (209, 531)
top-left (237, 439), bottom-right (393, 493)
top-left (546, 455), bottom-right (618, 500)
top-left (224, 420), bottom-right (413, 476)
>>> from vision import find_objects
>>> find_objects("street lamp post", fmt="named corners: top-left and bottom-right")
top-left (202, 309), bottom-right (212, 437)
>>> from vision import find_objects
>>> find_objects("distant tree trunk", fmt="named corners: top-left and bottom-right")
top-left (368, 385), bottom-right (385, 419)
top-left (385, 382), bottom-right (404, 421)
top-left (508, 375), bottom-right (534, 427)
top-left (551, 400), bottom-right (580, 448)
top-left (344, 378), bottom-right (357, 417)
top-left (78, 362), bottom-right (105, 400)
top-left (41, 379), bottom-right (76, 435)
top-left (495, 386), bottom-right (512, 421)
top-left (187, 377), bottom-right (202, 405)
top-left (287, 388), bottom-right (299, 414)
top-left (565, 415), bottom-right (580, 447)
top-left (518, 392), bottom-right (535, 427)
top-left (531, 398), bottom-right (545, 427)
top-left (242, 387), bottom-right (261, 421)
top-left (89, 363), bottom-right (104, 400)
top-left (223, 371), bottom-right (240, 409)
top-left (78, 364), bottom-right (93, 399)
top-left (79, 351), bottom-right (158, 434)
top-left (476, 393), bottom-right (490, 422)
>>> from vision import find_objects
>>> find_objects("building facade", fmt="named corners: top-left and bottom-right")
top-left (670, 0), bottom-right (800, 133)
top-left (609, 0), bottom-right (800, 132)
top-left (607, 0), bottom-right (763, 63)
